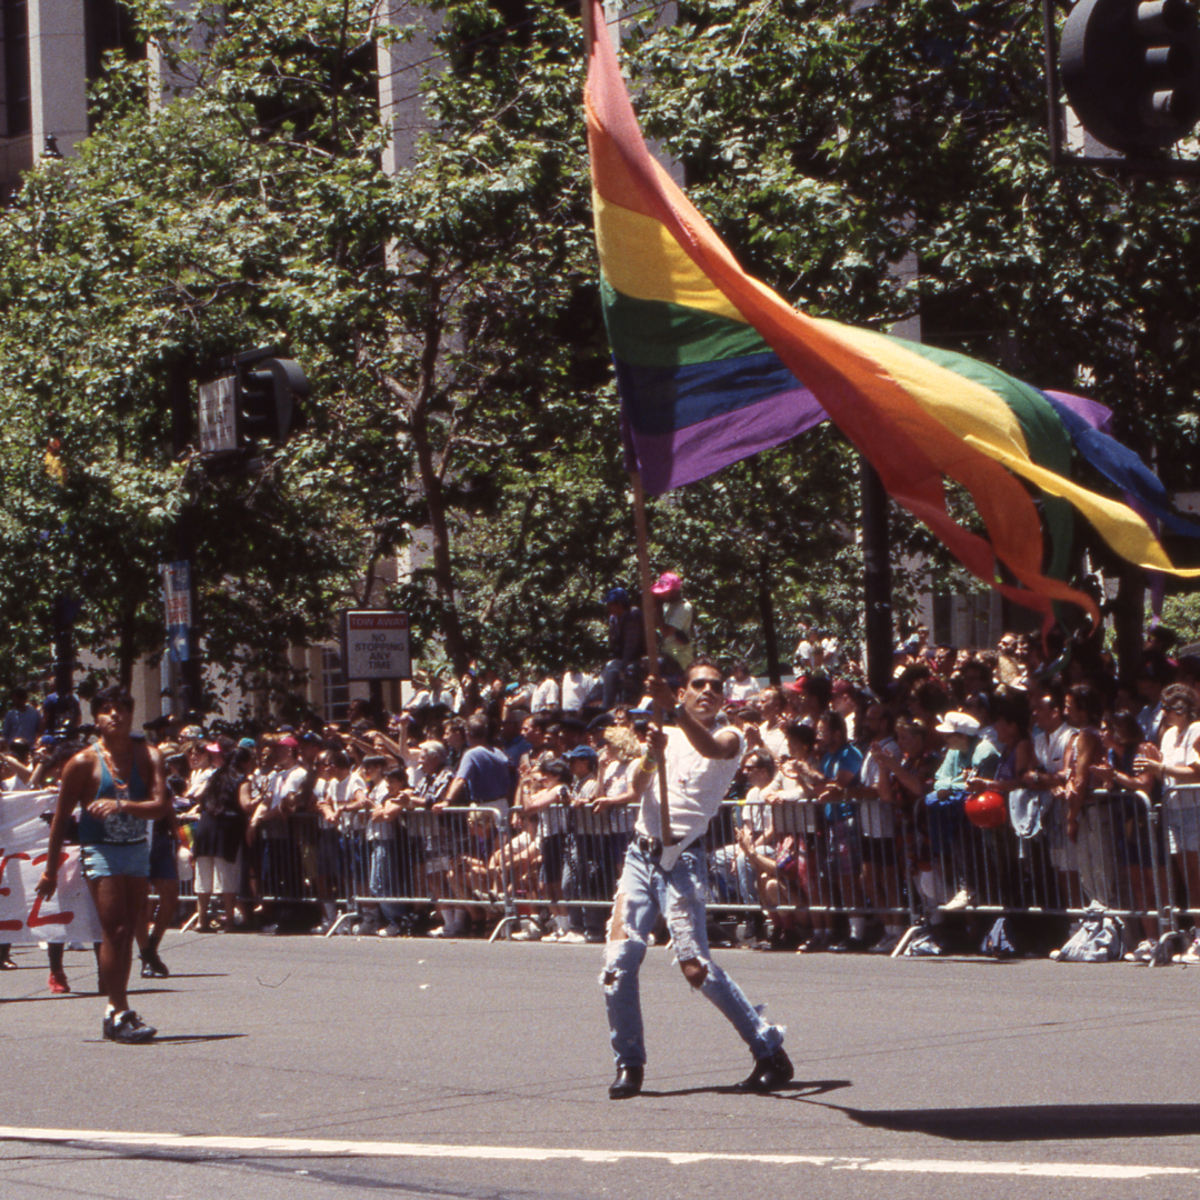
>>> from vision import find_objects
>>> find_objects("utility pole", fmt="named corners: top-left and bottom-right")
top-left (861, 458), bottom-right (893, 698)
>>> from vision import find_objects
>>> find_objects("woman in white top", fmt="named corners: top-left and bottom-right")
top-left (1137, 684), bottom-right (1200, 924)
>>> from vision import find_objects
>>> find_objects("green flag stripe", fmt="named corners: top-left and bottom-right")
top-left (601, 277), bottom-right (769, 367)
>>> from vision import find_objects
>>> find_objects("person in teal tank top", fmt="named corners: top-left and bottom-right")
top-left (36, 685), bottom-right (170, 1044)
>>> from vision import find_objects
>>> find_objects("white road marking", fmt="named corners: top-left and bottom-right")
top-left (0, 1127), bottom-right (1193, 1181)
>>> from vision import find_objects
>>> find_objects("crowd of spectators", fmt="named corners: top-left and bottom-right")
top-left (4, 571), bottom-right (1200, 981)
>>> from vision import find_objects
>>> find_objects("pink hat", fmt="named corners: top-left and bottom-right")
top-left (277, 735), bottom-right (300, 750)
top-left (651, 572), bottom-right (682, 597)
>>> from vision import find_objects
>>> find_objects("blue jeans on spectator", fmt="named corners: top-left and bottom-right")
top-left (601, 659), bottom-right (640, 710)
top-left (368, 840), bottom-right (407, 926)
top-left (601, 842), bottom-right (784, 1068)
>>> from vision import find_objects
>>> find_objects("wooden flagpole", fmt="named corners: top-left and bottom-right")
top-left (584, 0), bottom-right (672, 846)
top-left (630, 469), bottom-right (674, 847)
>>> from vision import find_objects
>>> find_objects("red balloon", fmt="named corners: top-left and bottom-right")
top-left (965, 789), bottom-right (1007, 830)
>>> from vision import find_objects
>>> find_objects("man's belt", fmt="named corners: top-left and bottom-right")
top-left (635, 834), bottom-right (698, 861)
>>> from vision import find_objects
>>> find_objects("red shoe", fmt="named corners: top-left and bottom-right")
top-left (48, 970), bottom-right (70, 994)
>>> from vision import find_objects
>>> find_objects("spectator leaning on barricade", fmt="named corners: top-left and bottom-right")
top-left (1056, 685), bottom-right (1109, 910)
top-left (1093, 710), bottom-right (1162, 959)
top-left (519, 753), bottom-right (574, 941)
top-left (1137, 683), bottom-right (1200, 956)
top-left (854, 701), bottom-right (905, 954)
top-left (428, 714), bottom-right (511, 938)
top-left (923, 710), bottom-right (999, 917)
top-left (811, 710), bottom-right (866, 952)
top-left (188, 744), bottom-right (255, 935)
top-left (252, 735), bottom-right (307, 935)
top-left (313, 748), bottom-right (367, 934)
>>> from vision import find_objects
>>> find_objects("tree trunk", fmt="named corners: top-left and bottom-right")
top-left (1112, 560), bottom-right (1145, 679)
top-left (410, 408), bottom-right (470, 678)
top-left (757, 545), bottom-right (782, 686)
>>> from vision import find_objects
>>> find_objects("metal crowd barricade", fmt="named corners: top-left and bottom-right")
top-left (707, 797), bottom-right (917, 931)
top-left (329, 802), bottom-right (636, 939)
top-left (221, 786), bottom-right (1193, 948)
top-left (1158, 785), bottom-right (1200, 934)
top-left (918, 787), bottom-right (1171, 935)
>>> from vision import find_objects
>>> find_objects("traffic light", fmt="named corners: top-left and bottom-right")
top-left (235, 353), bottom-right (309, 448)
top-left (1061, 0), bottom-right (1200, 154)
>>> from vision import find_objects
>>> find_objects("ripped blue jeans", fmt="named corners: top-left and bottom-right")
top-left (601, 841), bottom-right (784, 1068)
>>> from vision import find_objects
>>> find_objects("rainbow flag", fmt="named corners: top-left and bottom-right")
top-left (585, 0), bottom-right (1200, 623)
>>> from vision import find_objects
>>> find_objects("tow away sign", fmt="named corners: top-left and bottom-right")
top-left (341, 611), bottom-right (411, 681)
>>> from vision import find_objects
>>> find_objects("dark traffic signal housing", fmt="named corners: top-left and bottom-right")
top-left (1062, 0), bottom-right (1200, 154)
top-left (234, 348), bottom-right (309, 449)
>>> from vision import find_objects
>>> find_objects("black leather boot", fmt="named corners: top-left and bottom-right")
top-left (608, 1065), bottom-right (644, 1099)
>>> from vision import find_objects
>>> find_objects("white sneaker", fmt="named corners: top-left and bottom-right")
top-left (558, 931), bottom-right (587, 944)
top-left (1125, 939), bottom-right (1157, 964)
top-left (943, 889), bottom-right (972, 911)
top-left (1179, 934), bottom-right (1200, 964)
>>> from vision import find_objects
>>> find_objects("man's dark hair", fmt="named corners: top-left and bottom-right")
top-left (782, 720), bottom-right (816, 749)
top-left (385, 766), bottom-right (408, 785)
top-left (684, 657), bottom-right (721, 683)
top-left (466, 713), bottom-right (491, 743)
top-left (803, 675), bottom-right (832, 709)
top-left (328, 749), bottom-right (351, 770)
top-left (992, 689), bottom-right (1032, 738)
top-left (362, 755), bottom-right (388, 772)
top-left (820, 710), bottom-right (848, 741)
top-left (1068, 684), bottom-right (1105, 727)
top-left (90, 685), bottom-right (134, 717)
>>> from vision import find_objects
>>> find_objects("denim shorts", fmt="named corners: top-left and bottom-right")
top-left (1166, 799), bottom-right (1200, 855)
top-left (81, 841), bottom-right (150, 879)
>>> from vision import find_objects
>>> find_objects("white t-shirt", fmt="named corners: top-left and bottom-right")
top-left (760, 722), bottom-right (787, 763)
top-left (1034, 722), bottom-right (1075, 777)
top-left (638, 725), bottom-right (744, 850)
top-left (1161, 721), bottom-right (1200, 803)
top-left (531, 678), bottom-right (560, 713)
top-left (860, 735), bottom-right (899, 838)
top-left (561, 671), bottom-right (596, 712)
top-left (724, 677), bottom-right (759, 703)
top-left (317, 771), bottom-right (365, 829)
top-left (599, 757), bottom-right (636, 834)
top-left (262, 764), bottom-right (308, 839)
top-left (365, 779), bottom-right (394, 841)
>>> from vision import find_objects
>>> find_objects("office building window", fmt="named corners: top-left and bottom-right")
top-left (321, 649), bottom-right (349, 723)
top-left (2, 0), bottom-right (31, 137)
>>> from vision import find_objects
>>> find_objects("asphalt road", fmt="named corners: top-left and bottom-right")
top-left (3, 929), bottom-right (1200, 1199)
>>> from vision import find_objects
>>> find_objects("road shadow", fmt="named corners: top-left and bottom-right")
top-left (644, 1079), bottom-right (852, 1099)
top-left (835, 1104), bottom-right (1200, 1141)
top-left (81, 1033), bottom-right (249, 1045)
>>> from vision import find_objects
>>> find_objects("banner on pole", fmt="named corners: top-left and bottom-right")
top-left (162, 561), bottom-right (192, 663)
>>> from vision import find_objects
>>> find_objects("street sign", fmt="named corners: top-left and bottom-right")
top-left (198, 376), bottom-right (238, 454)
top-left (341, 611), bottom-right (411, 681)
top-left (163, 561), bottom-right (193, 663)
